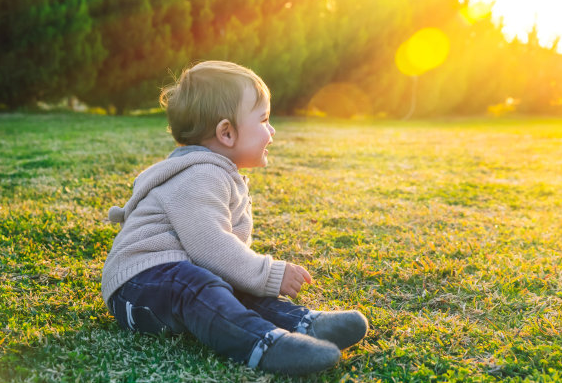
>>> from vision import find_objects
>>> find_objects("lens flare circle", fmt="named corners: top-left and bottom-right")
top-left (307, 82), bottom-right (371, 118)
top-left (459, 2), bottom-right (493, 25)
top-left (395, 28), bottom-right (450, 77)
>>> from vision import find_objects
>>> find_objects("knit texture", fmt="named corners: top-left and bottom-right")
top-left (101, 148), bottom-right (286, 306)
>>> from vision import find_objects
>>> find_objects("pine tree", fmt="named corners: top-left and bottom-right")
top-left (81, 0), bottom-right (193, 114)
top-left (0, 0), bottom-right (105, 108)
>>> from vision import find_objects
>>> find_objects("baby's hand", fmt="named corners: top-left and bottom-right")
top-left (280, 263), bottom-right (312, 298)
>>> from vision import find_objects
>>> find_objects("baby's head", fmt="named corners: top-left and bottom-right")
top-left (160, 61), bottom-right (270, 146)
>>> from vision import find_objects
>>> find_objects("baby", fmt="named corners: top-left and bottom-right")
top-left (102, 61), bottom-right (368, 375)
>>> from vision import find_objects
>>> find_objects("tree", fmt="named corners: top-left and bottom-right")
top-left (512, 28), bottom-right (562, 115)
top-left (0, 0), bottom-right (105, 108)
top-left (80, 0), bottom-right (193, 114)
top-left (3, 0), bottom-right (562, 116)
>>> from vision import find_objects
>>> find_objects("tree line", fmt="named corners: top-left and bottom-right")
top-left (1, 0), bottom-right (561, 117)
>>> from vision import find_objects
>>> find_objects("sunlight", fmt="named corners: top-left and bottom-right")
top-left (395, 28), bottom-right (450, 77)
top-left (459, 1), bottom-right (492, 25)
top-left (474, 0), bottom-right (562, 52)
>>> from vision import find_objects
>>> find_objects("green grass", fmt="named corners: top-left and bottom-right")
top-left (1, 112), bottom-right (561, 382)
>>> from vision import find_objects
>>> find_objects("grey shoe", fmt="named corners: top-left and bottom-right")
top-left (259, 332), bottom-right (340, 375)
top-left (307, 310), bottom-right (369, 349)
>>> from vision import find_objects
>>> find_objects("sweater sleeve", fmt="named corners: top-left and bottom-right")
top-left (163, 168), bottom-right (286, 297)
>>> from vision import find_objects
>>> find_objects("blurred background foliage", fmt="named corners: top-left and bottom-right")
top-left (1, 0), bottom-right (561, 117)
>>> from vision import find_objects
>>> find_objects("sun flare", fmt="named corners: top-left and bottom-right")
top-left (395, 28), bottom-right (450, 76)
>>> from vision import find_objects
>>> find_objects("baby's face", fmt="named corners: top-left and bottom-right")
top-left (230, 87), bottom-right (275, 169)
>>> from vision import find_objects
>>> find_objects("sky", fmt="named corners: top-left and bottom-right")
top-left (478, 0), bottom-right (562, 52)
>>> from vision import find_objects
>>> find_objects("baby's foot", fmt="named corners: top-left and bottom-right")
top-left (307, 310), bottom-right (369, 349)
top-left (259, 332), bottom-right (340, 375)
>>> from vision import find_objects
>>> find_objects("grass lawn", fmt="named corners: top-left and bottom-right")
top-left (1, 112), bottom-right (561, 382)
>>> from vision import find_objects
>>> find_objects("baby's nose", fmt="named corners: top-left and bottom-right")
top-left (268, 124), bottom-right (276, 136)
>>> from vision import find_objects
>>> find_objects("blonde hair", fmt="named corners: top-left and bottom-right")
top-left (160, 61), bottom-right (270, 145)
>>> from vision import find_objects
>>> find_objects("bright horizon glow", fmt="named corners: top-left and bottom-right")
top-left (471, 0), bottom-right (562, 53)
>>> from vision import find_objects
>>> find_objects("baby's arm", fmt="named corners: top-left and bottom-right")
top-left (164, 168), bottom-right (286, 296)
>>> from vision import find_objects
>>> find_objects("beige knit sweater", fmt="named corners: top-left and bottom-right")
top-left (101, 147), bottom-right (286, 306)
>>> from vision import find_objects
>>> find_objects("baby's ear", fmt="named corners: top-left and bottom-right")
top-left (215, 119), bottom-right (236, 148)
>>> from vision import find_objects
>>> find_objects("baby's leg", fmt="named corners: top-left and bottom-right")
top-left (235, 292), bottom-right (369, 350)
top-left (109, 261), bottom-right (339, 374)
top-left (233, 292), bottom-right (318, 333)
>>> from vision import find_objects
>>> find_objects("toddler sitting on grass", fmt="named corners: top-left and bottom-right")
top-left (101, 61), bottom-right (368, 375)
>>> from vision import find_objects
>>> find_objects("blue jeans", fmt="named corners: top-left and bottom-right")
top-left (108, 261), bottom-right (317, 366)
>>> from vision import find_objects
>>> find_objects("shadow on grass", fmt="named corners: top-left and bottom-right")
top-left (0, 325), bottom-right (269, 383)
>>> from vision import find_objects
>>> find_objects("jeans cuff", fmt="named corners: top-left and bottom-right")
top-left (294, 310), bottom-right (321, 334)
top-left (247, 328), bottom-right (288, 368)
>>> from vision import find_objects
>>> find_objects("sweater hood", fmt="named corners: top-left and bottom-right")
top-left (108, 146), bottom-right (239, 224)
